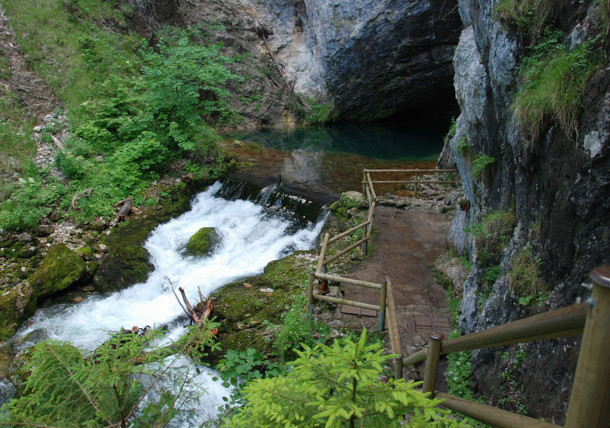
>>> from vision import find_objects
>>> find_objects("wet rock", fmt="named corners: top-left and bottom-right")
top-left (0, 282), bottom-right (36, 340)
top-left (28, 244), bottom-right (86, 299)
top-left (186, 227), bottom-right (220, 256)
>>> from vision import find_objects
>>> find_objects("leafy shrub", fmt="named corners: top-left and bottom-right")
top-left (455, 137), bottom-right (472, 156)
top-left (305, 99), bottom-right (337, 125)
top-left (0, 167), bottom-right (66, 231)
top-left (226, 330), bottom-right (462, 427)
top-left (471, 154), bottom-right (496, 179)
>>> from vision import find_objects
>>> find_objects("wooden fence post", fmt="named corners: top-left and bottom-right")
top-left (422, 333), bottom-right (444, 397)
top-left (393, 355), bottom-right (403, 380)
top-left (362, 224), bottom-right (368, 255)
top-left (565, 266), bottom-right (610, 428)
top-left (378, 280), bottom-right (387, 333)
top-left (307, 272), bottom-right (315, 320)
top-left (414, 172), bottom-right (419, 198)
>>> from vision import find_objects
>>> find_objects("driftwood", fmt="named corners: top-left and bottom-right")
top-left (112, 197), bottom-right (142, 225)
top-left (169, 279), bottom-right (216, 328)
top-left (70, 188), bottom-right (93, 211)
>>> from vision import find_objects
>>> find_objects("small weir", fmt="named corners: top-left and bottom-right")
top-left (13, 180), bottom-right (329, 426)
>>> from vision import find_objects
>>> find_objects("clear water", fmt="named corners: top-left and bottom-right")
top-left (225, 122), bottom-right (445, 160)
top-left (16, 181), bottom-right (328, 425)
top-left (223, 123), bottom-right (444, 200)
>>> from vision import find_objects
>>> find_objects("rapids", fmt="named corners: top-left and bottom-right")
top-left (15, 181), bottom-right (328, 424)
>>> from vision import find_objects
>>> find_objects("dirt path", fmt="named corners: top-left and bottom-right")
top-left (340, 207), bottom-right (452, 353)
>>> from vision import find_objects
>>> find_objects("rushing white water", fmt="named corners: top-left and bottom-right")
top-left (16, 181), bottom-right (327, 425)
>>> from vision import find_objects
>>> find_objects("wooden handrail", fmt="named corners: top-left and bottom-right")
top-left (403, 303), bottom-right (587, 366)
top-left (314, 272), bottom-right (382, 290)
top-left (435, 392), bottom-right (559, 428)
top-left (327, 220), bottom-right (371, 244)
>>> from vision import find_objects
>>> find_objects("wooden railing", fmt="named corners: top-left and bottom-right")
top-left (401, 266), bottom-right (610, 428)
top-left (306, 176), bottom-right (388, 331)
top-left (363, 168), bottom-right (460, 199)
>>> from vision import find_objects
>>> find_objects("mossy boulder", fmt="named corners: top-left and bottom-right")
top-left (93, 244), bottom-right (153, 293)
top-left (208, 251), bottom-right (316, 363)
top-left (0, 282), bottom-right (36, 340)
top-left (186, 227), bottom-right (219, 256)
top-left (28, 244), bottom-right (86, 299)
top-left (92, 183), bottom-right (201, 293)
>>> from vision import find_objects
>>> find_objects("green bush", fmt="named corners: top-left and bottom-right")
top-left (471, 154), bottom-right (496, 179)
top-left (1, 322), bottom-right (220, 427)
top-left (305, 99), bottom-right (337, 125)
top-left (455, 136), bottom-right (472, 156)
top-left (513, 36), bottom-right (601, 141)
top-left (509, 247), bottom-right (548, 305)
top-left (226, 330), bottom-right (464, 427)
top-left (493, 0), bottom-right (566, 43)
top-left (465, 210), bottom-right (515, 269)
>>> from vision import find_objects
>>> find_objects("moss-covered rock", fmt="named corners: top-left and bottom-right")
top-left (208, 251), bottom-right (316, 363)
top-left (92, 184), bottom-right (195, 293)
top-left (186, 227), bottom-right (219, 256)
top-left (75, 246), bottom-right (94, 260)
top-left (0, 282), bottom-right (36, 340)
top-left (28, 244), bottom-right (86, 299)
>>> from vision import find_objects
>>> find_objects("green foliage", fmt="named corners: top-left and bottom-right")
top-left (212, 348), bottom-right (285, 422)
top-left (0, 166), bottom-right (67, 231)
top-left (1, 322), bottom-right (220, 427)
top-left (465, 209), bottom-right (515, 270)
top-left (455, 137), bottom-right (472, 156)
top-left (226, 330), bottom-right (464, 427)
top-left (446, 348), bottom-right (474, 401)
top-left (601, 0), bottom-right (610, 34)
top-left (305, 99), bottom-right (337, 125)
top-left (54, 29), bottom-right (239, 220)
top-left (272, 296), bottom-right (320, 361)
top-left (509, 247), bottom-right (548, 306)
top-left (471, 154), bottom-right (496, 179)
top-left (493, 0), bottom-right (566, 43)
top-left (1, 4), bottom-right (242, 228)
top-left (444, 117), bottom-right (457, 144)
top-left (3, 0), bottom-right (141, 109)
top-left (513, 34), bottom-right (601, 141)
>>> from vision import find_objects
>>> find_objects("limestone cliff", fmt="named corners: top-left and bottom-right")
top-left (444, 0), bottom-right (609, 422)
top-left (122, 0), bottom-right (461, 123)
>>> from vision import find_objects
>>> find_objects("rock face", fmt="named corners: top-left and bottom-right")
top-left (186, 228), bottom-right (220, 256)
top-left (28, 244), bottom-right (87, 299)
top-left (443, 0), bottom-right (609, 422)
top-left (263, 0), bottom-right (462, 119)
top-left (121, 0), bottom-right (461, 123)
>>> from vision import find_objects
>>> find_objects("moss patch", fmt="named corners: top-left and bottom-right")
top-left (186, 227), bottom-right (219, 256)
top-left (0, 282), bottom-right (36, 340)
top-left (28, 244), bottom-right (86, 299)
top-left (208, 251), bottom-right (316, 363)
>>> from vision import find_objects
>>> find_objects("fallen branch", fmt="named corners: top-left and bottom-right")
top-left (168, 279), bottom-right (215, 325)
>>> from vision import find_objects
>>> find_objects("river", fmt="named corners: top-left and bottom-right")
top-left (13, 122), bottom-right (446, 425)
